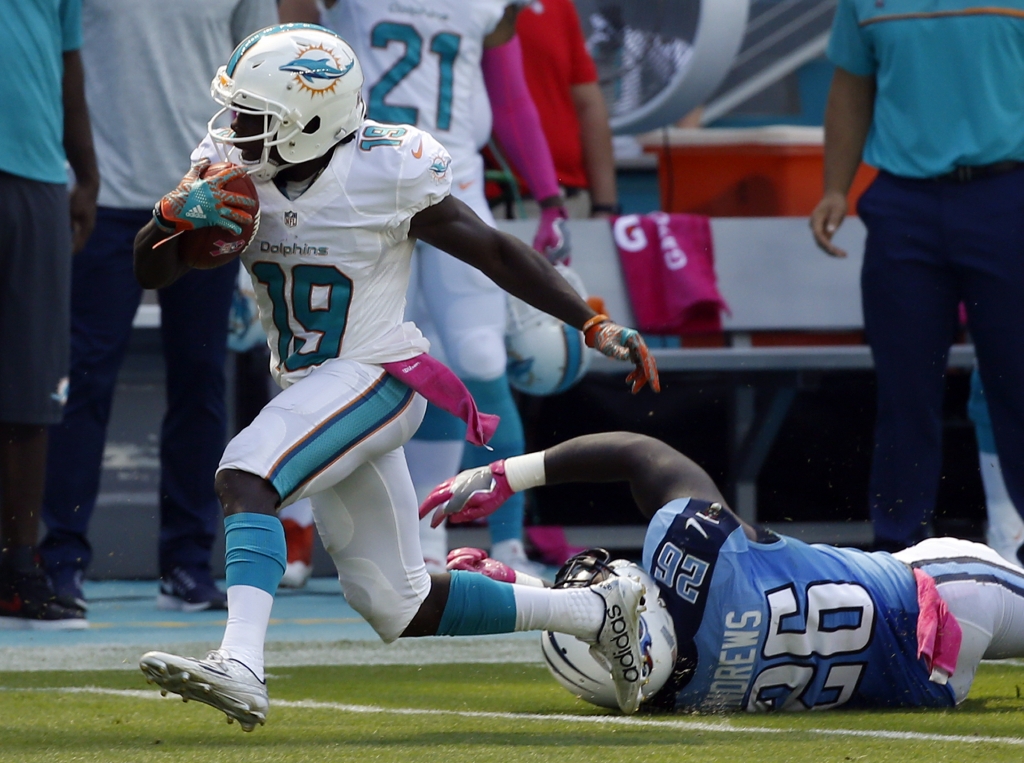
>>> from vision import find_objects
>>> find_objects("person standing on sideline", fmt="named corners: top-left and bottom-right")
top-left (809, 0), bottom-right (1024, 552)
top-left (0, 0), bottom-right (98, 628)
top-left (514, 0), bottom-right (620, 220)
top-left (39, 0), bottom-right (279, 615)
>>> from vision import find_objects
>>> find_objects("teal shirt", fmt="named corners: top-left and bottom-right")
top-left (0, 0), bottom-right (83, 183)
top-left (828, 1), bottom-right (1024, 178)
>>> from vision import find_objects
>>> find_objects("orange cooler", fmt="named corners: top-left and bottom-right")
top-left (640, 126), bottom-right (877, 217)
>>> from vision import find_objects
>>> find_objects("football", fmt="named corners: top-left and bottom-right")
top-left (177, 162), bottom-right (260, 270)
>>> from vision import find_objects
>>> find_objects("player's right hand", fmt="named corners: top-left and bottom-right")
top-left (446, 547), bottom-right (517, 583)
top-left (418, 460), bottom-right (514, 528)
top-left (809, 190), bottom-right (849, 258)
top-left (584, 318), bottom-right (661, 394)
top-left (154, 159), bottom-right (257, 236)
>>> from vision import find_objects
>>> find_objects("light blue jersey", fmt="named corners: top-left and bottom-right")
top-left (827, 1), bottom-right (1024, 177)
top-left (642, 499), bottom-right (955, 711)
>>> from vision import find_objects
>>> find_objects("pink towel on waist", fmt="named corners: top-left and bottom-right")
top-left (912, 568), bottom-right (963, 683)
top-left (612, 212), bottom-right (728, 334)
top-left (381, 354), bottom-right (500, 447)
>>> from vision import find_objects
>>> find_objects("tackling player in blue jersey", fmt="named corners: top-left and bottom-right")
top-left (421, 432), bottom-right (1024, 712)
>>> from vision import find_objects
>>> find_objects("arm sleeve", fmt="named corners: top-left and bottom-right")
top-left (827, 0), bottom-right (876, 76)
top-left (60, 0), bottom-right (83, 52)
top-left (481, 35), bottom-right (561, 201)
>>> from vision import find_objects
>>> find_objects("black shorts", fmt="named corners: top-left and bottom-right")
top-left (0, 171), bottom-right (72, 424)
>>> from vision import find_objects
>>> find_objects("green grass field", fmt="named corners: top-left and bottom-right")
top-left (3, 661), bottom-right (1024, 762)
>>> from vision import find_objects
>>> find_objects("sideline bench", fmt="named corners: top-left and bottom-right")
top-left (130, 218), bottom-right (975, 551)
top-left (496, 218), bottom-right (975, 547)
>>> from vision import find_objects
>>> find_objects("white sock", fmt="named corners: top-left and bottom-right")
top-left (219, 585), bottom-right (274, 680)
top-left (279, 497), bottom-right (314, 527)
top-left (512, 586), bottom-right (603, 640)
top-left (981, 452), bottom-right (1024, 565)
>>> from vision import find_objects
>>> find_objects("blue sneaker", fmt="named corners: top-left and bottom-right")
top-left (157, 567), bottom-right (227, 612)
top-left (49, 565), bottom-right (87, 611)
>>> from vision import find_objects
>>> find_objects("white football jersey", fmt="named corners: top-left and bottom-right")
top-left (193, 121), bottom-right (452, 387)
top-left (321, 0), bottom-right (515, 182)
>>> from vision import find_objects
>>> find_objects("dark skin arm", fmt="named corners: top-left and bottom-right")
top-left (63, 50), bottom-right (99, 253)
top-left (809, 67), bottom-right (875, 258)
top-left (133, 220), bottom-right (189, 289)
top-left (542, 432), bottom-right (758, 541)
top-left (408, 194), bottom-right (596, 330)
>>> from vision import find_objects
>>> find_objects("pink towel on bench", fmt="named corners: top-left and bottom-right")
top-left (612, 212), bottom-right (728, 334)
top-left (382, 354), bottom-right (500, 447)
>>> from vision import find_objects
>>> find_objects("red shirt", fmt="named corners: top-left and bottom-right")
top-left (516, 0), bottom-right (599, 190)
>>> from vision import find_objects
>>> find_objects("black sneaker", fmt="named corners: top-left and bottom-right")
top-left (157, 567), bottom-right (227, 612)
top-left (0, 563), bottom-right (87, 630)
top-left (49, 565), bottom-right (88, 611)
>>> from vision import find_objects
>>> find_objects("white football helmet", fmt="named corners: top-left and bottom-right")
top-left (541, 551), bottom-right (678, 709)
top-left (209, 24), bottom-right (365, 181)
top-left (506, 264), bottom-right (592, 396)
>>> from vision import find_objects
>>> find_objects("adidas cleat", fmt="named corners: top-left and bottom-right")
top-left (587, 574), bottom-right (648, 714)
top-left (140, 649), bottom-right (268, 731)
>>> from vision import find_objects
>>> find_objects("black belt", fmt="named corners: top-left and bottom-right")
top-left (932, 160), bottom-right (1022, 183)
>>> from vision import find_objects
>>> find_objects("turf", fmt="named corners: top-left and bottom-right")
top-left (2, 662), bottom-right (1024, 762)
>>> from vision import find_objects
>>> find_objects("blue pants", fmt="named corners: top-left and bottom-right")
top-left (858, 168), bottom-right (1024, 547)
top-left (40, 208), bottom-right (238, 577)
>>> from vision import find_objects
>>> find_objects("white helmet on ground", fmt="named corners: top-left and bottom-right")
top-left (506, 264), bottom-right (592, 396)
top-left (541, 550), bottom-right (678, 709)
top-left (209, 24), bottom-right (365, 181)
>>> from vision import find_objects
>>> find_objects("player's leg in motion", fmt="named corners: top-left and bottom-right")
top-left (895, 538), bottom-right (1024, 703)
top-left (967, 369), bottom-right (1024, 566)
top-left (309, 445), bottom-right (650, 715)
top-left (140, 361), bottom-right (426, 729)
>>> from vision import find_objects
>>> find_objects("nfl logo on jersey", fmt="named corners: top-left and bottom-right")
top-left (284, 211), bottom-right (297, 228)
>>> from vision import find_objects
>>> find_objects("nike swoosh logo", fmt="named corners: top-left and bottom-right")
top-left (459, 180), bottom-right (475, 190)
top-left (412, 139), bottom-right (423, 159)
top-left (685, 517), bottom-right (709, 539)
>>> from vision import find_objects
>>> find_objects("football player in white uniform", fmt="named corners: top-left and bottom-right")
top-left (280, 0), bottom-right (572, 576)
top-left (133, 25), bottom-right (659, 729)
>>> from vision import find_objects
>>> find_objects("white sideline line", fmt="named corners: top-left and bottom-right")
top-left (21, 686), bottom-right (1024, 747)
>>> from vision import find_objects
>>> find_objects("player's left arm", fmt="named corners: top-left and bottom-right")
top-left (410, 194), bottom-right (586, 323)
top-left (420, 432), bottom-right (759, 541)
top-left (409, 194), bottom-right (658, 392)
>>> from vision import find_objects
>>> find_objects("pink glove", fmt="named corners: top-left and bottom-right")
top-left (417, 460), bottom-right (513, 528)
top-left (533, 205), bottom-right (572, 263)
top-left (446, 547), bottom-right (517, 583)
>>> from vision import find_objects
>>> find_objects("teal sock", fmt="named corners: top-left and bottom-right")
top-left (461, 376), bottom-right (526, 544)
top-left (436, 570), bottom-right (517, 635)
top-left (224, 513), bottom-right (287, 595)
top-left (968, 368), bottom-right (996, 454)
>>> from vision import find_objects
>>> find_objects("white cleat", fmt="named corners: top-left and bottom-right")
top-left (587, 574), bottom-right (647, 714)
top-left (279, 560), bottom-right (312, 589)
top-left (140, 649), bottom-right (269, 731)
